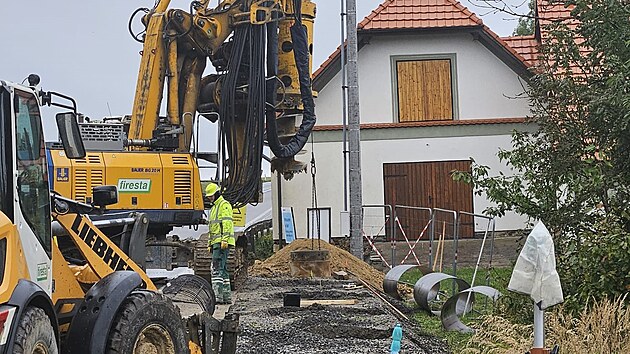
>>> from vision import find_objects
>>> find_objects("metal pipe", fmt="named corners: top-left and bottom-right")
top-left (465, 218), bottom-right (491, 310)
top-left (217, 110), bottom-right (223, 181)
top-left (458, 212), bottom-right (494, 285)
top-left (125, 139), bottom-right (153, 147)
top-left (276, 171), bottom-right (284, 248)
top-left (146, 241), bottom-right (193, 250)
top-left (180, 58), bottom-right (206, 152)
top-left (488, 217), bottom-right (496, 281)
top-left (533, 302), bottom-right (544, 347)
top-left (458, 211), bottom-right (496, 287)
top-left (429, 209), bottom-right (435, 269)
top-left (340, 0), bottom-right (348, 212)
top-left (391, 206), bottom-right (396, 266)
top-left (453, 212), bottom-right (459, 282)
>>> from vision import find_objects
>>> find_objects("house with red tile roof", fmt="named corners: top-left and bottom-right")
top-left (276, 0), bottom-right (571, 239)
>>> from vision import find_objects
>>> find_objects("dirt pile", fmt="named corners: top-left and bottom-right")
top-left (250, 239), bottom-right (385, 290)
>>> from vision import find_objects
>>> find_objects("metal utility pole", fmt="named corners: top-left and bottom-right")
top-left (346, 0), bottom-right (363, 259)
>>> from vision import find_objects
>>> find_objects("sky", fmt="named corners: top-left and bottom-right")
top-left (0, 0), bottom-right (527, 143)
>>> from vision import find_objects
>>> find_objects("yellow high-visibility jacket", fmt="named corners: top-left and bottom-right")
top-left (208, 195), bottom-right (235, 246)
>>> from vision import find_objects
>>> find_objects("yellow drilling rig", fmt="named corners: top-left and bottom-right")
top-left (1, 0), bottom-right (317, 352)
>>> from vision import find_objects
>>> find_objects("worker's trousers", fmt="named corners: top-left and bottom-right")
top-left (211, 244), bottom-right (232, 304)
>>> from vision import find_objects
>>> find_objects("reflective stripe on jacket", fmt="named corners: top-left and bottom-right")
top-left (208, 196), bottom-right (235, 246)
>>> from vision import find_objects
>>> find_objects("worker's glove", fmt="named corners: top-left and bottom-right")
top-left (221, 241), bottom-right (228, 250)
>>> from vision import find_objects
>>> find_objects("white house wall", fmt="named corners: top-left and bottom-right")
top-left (315, 33), bottom-right (531, 125)
top-left (277, 125), bottom-right (531, 240)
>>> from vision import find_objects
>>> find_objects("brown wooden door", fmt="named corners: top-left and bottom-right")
top-left (383, 160), bottom-right (473, 240)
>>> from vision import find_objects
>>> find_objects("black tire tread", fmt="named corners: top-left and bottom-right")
top-left (106, 290), bottom-right (187, 354)
top-left (13, 306), bottom-right (58, 354)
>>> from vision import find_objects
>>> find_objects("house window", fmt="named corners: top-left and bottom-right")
top-left (394, 57), bottom-right (456, 122)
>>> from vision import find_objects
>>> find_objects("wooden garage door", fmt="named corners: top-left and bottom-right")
top-left (383, 160), bottom-right (473, 240)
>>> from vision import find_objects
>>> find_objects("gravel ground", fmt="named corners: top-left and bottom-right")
top-left (229, 277), bottom-right (449, 354)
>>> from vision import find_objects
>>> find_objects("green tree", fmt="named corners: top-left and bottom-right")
top-left (454, 0), bottom-right (630, 311)
top-left (512, 0), bottom-right (535, 36)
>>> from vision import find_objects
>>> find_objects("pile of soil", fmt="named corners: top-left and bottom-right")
top-left (250, 239), bottom-right (385, 290)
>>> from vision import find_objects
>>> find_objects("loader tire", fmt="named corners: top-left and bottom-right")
top-left (13, 306), bottom-right (58, 354)
top-left (106, 290), bottom-right (187, 354)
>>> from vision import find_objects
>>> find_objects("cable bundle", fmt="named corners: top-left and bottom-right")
top-left (219, 0), bottom-right (316, 207)
top-left (219, 24), bottom-right (266, 208)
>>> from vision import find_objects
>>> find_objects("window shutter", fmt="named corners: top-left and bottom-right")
top-left (396, 59), bottom-right (453, 122)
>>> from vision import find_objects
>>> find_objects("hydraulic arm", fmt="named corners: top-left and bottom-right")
top-left (127, 0), bottom-right (317, 206)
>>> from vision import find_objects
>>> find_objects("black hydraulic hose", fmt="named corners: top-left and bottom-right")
top-left (293, 0), bottom-right (303, 23)
top-left (219, 25), bottom-right (266, 207)
top-left (265, 8), bottom-right (316, 158)
top-left (129, 7), bottom-right (150, 43)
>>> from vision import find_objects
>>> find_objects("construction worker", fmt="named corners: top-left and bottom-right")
top-left (205, 182), bottom-right (235, 304)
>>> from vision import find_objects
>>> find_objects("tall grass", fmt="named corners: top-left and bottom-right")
top-left (460, 316), bottom-right (531, 353)
top-left (547, 296), bottom-right (630, 353)
top-left (461, 296), bottom-right (630, 354)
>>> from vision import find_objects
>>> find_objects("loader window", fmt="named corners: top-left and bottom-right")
top-left (14, 90), bottom-right (51, 255)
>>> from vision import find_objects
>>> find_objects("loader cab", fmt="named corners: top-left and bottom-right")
top-left (0, 82), bottom-right (54, 295)
top-left (0, 81), bottom-right (84, 296)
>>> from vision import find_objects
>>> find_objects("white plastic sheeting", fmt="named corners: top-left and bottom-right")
top-left (508, 222), bottom-right (564, 309)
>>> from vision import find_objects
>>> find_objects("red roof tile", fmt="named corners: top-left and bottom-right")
top-left (358, 0), bottom-right (483, 30)
top-left (313, 44), bottom-right (343, 80)
top-left (502, 35), bottom-right (540, 66)
top-left (536, 1), bottom-right (588, 74)
top-left (313, 0), bottom-right (532, 83)
top-left (481, 26), bottom-right (532, 69)
top-left (538, 0), bottom-right (577, 36)
top-left (313, 118), bottom-right (527, 131)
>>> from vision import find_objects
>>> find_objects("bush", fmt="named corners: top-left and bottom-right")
top-left (254, 231), bottom-right (274, 260)
top-left (557, 217), bottom-right (630, 313)
top-left (494, 289), bottom-right (534, 325)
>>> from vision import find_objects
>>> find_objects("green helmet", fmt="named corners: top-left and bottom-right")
top-left (205, 182), bottom-right (219, 197)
